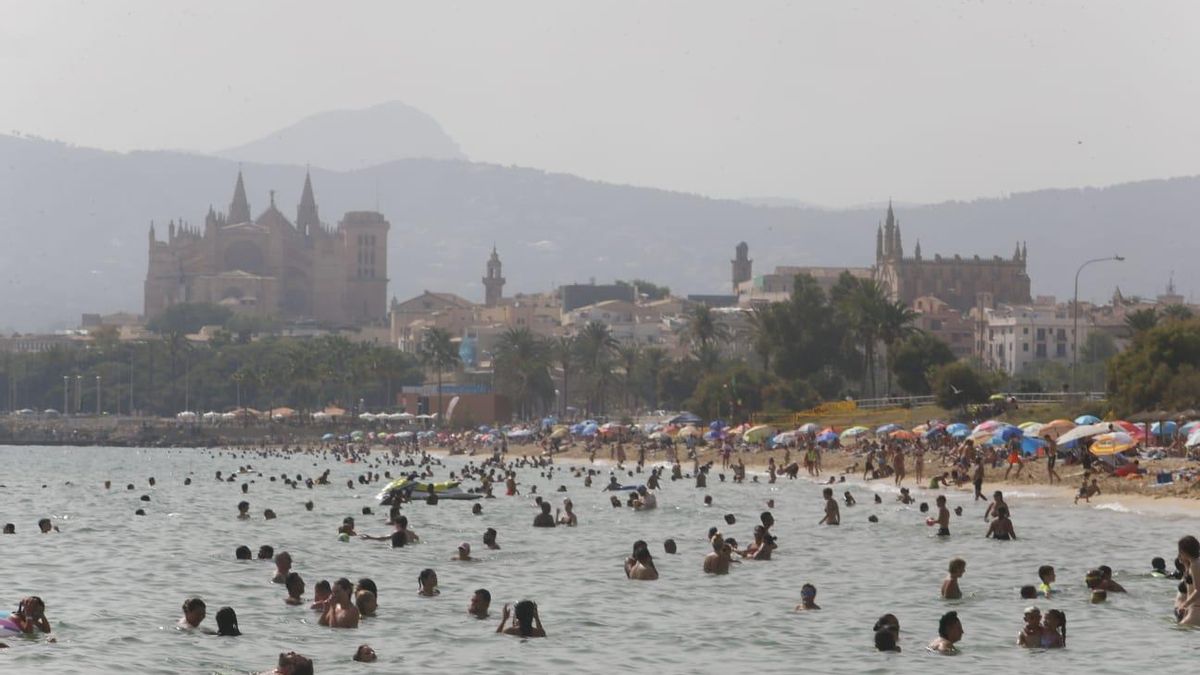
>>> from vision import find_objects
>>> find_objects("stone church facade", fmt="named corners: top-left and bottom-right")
top-left (873, 203), bottom-right (1030, 313)
top-left (144, 171), bottom-right (390, 325)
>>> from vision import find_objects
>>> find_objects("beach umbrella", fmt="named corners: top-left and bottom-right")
top-left (996, 425), bottom-right (1024, 441)
top-left (972, 420), bottom-right (1003, 434)
top-left (1181, 421), bottom-right (1200, 437)
top-left (840, 426), bottom-right (870, 441)
top-left (648, 431), bottom-right (669, 441)
top-left (550, 427), bottom-right (569, 440)
top-left (1074, 414), bottom-right (1101, 425)
top-left (1039, 419), bottom-right (1075, 439)
top-left (923, 425), bottom-right (947, 439)
top-left (946, 422), bottom-right (970, 435)
top-left (815, 430), bottom-right (838, 444)
top-left (911, 423), bottom-right (930, 434)
top-left (890, 429), bottom-right (917, 441)
top-left (581, 423), bottom-right (599, 437)
top-left (1020, 436), bottom-right (1048, 456)
top-left (1018, 421), bottom-right (1040, 431)
top-left (1091, 431), bottom-right (1136, 456)
top-left (1020, 422), bottom-right (1044, 438)
top-left (1187, 430), bottom-right (1200, 448)
top-left (359, 412), bottom-right (376, 421)
top-left (1112, 421), bottom-right (1146, 440)
top-left (876, 423), bottom-right (902, 435)
top-left (320, 432), bottom-right (335, 441)
top-left (744, 425), bottom-right (776, 443)
top-left (797, 423), bottom-right (820, 434)
top-left (1151, 421), bottom-right (1178, 437)
top-left (771, 431), bottom-right (797, 446)
top-left (1056, 422), bottom-right (1116, 446)
top-left (677, 425), bottom-right (702, 438)
top-left (670, 412), bottom-right (703, 425)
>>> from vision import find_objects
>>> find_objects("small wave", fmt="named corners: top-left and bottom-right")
top-left (1093, 502), bottom-right (1135, 514)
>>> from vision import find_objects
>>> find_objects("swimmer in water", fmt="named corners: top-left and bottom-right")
top-left (178, 597), bottom-right (208, 632)
top-left (843, 491), bottom-right (856, 507)
top-left (533, 502), bottom-right (556, 527)
top-left (8, 596), bottom-right (51, 635)
top-left (353, 645), bottom-right (377, 663)
top-left (260, 651), bottom-right (314, 674)
top-left (355, 590), bottom-right (377, 618)
top-left (941, 558), bottom-right (965, 600)
top-left (469, 589), bottom-right (491, 619)
top-left (795, 583), bottom-right (820, 610)
top-left (319, 578), bottom-right (361, 628)
top-left (417, 568), bottom-right (440, 597)
top-left (557, 498), bottom-right (578, 526)
top-left (1037, 565), bottom-right (1055, 597)
top-left (483, 527), bottom-right (500, 550)
top-left (634, 486), bottom-right (657, 510)
top-left (927, 611), bottom-right (963, 654)
top-left (873, 614), bottom-right (901, 652)
top-left (237, 501), bottom-right (250, 520)
top-left (496, 600), bottom-right (547, 638)
top-left (273, 551), bottom-right (292, 583)
top-left (452, 542), bottom-right (473, 561)
top-left (627, 546), bottom-right (659, 580)
top-left (985, 506), bottom-right (1016, 540)
top-left (983, 491), bottom-right (1007, 521)
top-left (934, 495), bottom-right (950, 537)
top-left (1016, 606), bottom-right (1041, 647)
top-left (1041, 609), bottom-right (1066, 648)
top-left (284, 572), bottom-right (305, 606)
top-left (215, 606), bottom-right (241, 636)
top-left (310, 580), bottom-right (331, 611)
top-left (819, 487), bottom-right (840, 525)
top-left (1098, 565), bottom-right (1126, 593)
top-left (703, 536), bottom-right (733, 575)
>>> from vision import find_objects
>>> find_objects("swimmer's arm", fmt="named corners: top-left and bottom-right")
top-left (496, 604), bottom-right (510, 633)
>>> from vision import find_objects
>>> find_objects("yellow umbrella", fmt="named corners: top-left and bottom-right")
top-left (1091, 431), bottom-right (1136, 455)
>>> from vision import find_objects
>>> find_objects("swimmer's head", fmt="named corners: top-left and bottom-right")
top-left (258, 545), bottom-right (274, 560)
top-left (1085, 569), bottom-right (1102, 589)
top-left (355, 589), bottom-right (377, 616)
top-left (800, 583), bottom-right (817, 599)
top-left (1152, 557), bottom-right (1167, 572)
top-left (235, 545), bottom-right (252, 560)
top-left (285, 572), bottom-right (305, 598)
top-left (949, 558), bottom-right (966, 576)
top-left (937, 611), bottom-right (962, 641)
top-left (1038, 565), bottom-right (1055, 583)
top-left (215, 606), bottom-right (241, 636)
top-left (1020, 585), bottom-right (1037, 599)
top-left (353, 644), bottom-right (377, 663)
top-left (874, 627), bottom-right (899, 652)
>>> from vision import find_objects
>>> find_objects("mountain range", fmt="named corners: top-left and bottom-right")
top-left (0, 103), bottom-right (1194, 332)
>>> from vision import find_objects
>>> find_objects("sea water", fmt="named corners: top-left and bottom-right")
top-left (0, 445), bottom-right (1197, 674)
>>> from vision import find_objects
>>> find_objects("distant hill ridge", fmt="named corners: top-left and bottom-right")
top-left (0, 130), bottom-right (1196, 331)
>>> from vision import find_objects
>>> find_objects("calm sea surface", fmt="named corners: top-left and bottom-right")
top-left (1, 445), bottom-right (1198, 674)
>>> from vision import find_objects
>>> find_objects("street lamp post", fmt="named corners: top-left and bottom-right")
top-left (1072, 255), bottom-right (1124, 393)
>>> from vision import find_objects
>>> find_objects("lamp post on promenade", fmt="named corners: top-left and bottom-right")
top-left (1072, 255), bottom-right (1124, 392)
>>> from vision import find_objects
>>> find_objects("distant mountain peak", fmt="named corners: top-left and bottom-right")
top-left (217, 101), bottom-right (465, 171)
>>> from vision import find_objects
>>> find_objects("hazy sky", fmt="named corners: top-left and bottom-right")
top-left (2, 1), bottom-right (1198, 206)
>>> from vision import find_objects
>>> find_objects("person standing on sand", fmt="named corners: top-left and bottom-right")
top-left (1004, 440), bottom-right (1024, 480)
top-left (1044, 435), bottom-right (1061, 484)
top-left (893, 447), bottom-right (906, 486)
top-left (914, 446), bottom-right (925, 484)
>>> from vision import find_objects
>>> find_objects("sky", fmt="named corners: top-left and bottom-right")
top-left (1, 0), bottom-right (1198, 206)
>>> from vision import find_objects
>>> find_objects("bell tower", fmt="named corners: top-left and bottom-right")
top-left (483, 246), bottom-right (505, 307)
top-left (731, 241), bottom-right (752, 293)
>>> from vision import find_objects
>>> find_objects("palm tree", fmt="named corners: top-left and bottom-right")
top-left (839, 279), bottom-right (889, 397)
top-left (550, 335), bottom-right (577, 419)
top-left (685, 305), bottom-right (732, 362)
top-left (576, 321), bottom-right (618, 415)
top-left (878, 300), bottom-right (920, 395)
top-left (745, 304), bottom-right (777, 371)
top-left (616, 344), bottom-right (641, 412)
top-left (1124, 308), bottom-right (1158, 335)
top-left (636, 347), bottom-right (668, 410)
top-left (418, 327), bottom-right (460, 426)
top-left (494, 327), bottom-right (553, 418)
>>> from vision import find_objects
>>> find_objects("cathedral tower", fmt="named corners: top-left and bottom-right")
top-left (483, 246), bottom-right (505, 307)
top-left (731, 241), bottom-right (752, 293)
top-left (228, 170), bottom-right (251, 224)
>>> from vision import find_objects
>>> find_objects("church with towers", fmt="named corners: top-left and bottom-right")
top-left (144, 171), bottom-right (390, 325)
top-left (873, 201), bottom-right (1031, 312)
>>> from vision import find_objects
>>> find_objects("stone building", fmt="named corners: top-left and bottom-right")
top-left (144, 171), bottom-right (390, 325)
top-left (482, 246), bottom-right (505, 307)
top-left (731, 241), bottom-right (752, 294)
top-left (874, 202), bottom-right (1031, 313)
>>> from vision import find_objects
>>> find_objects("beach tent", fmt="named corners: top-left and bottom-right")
top-left (743, 425), bottom-right (776, 443)
top-left (359, 412), bottom-right (377, 421)
top-left (1075, 414), bottom-right (1101, 425)
top-left (1091, 431), bottom-right (1136, 455)
top-left (176, 411), bottom-right (197, 422)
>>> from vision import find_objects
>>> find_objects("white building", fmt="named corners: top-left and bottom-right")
top-left (561, 299), bottom-right (671, 346)
top-left (977, 304), bottom-right (1087, 376)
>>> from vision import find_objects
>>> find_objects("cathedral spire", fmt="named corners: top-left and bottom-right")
top-left (1021, 241), bottom-right (1027, 262)
top-left (876, 222), bottom-right (884, 262)
top-left (1014, 241), bottom-right (1022, 261)
top-left (914, 239), bottom-right (922, 261)
top-left (894, 220), bottom-right (903, 259)
top-left (228, 170), bottom-right (251, 224)
top-left (297, 169), bottom-right (320, 232)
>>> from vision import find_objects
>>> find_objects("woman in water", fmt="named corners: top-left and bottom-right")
top-left (215, 606), bottom-right (241, 636)
top-left (418, 569), bottom-right (440, 597)
top-left (1176, 535), bottom-right (1200, 626)
top-left (985, 506), bottom-right (1017, 540)
top-left (284, 572), bottom-right (306, 606)
top-left (1041, 609), bottom-right (1066, 648)
top-left (626, 546), bottom-right (659, 580)
top-left (873, 614), bottom-right (900, 652)
top-left (8, 597), bottom-right (52, 634)
top-left (496, 600), bottom-right (546, 638)
top-left (928, 611), bottom-right (963, 654)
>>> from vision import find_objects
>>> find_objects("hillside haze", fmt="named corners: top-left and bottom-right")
top-left (217, 101), bottom-right (465, 170)
top-left (0, 126), bottom-right (1194, 332)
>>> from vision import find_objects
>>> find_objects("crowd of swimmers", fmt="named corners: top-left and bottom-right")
top-left (5, 436), bottom-right (1200, 668)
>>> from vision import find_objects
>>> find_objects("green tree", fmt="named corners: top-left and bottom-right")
top-left (493, 327), bottom-right (554, 418)
top-left (1107, 317), bottom-right (1200, 413)
top-left (834, 276), bottom-right (889, 397)
top-left (576, 321), bottom-right (618, 414)
top-left (890, 333), bottom-right (955, 395)
top-left (550, 335), bottom-right (577, 419)
top-left (1162, 304), bottom-right (1195, 323)
top-left (418, 328), bottom-right (460, 425)
top-left (684, 304), bottom-right (732, 371)
top-left (146, 302), bottom-right (233, 335)
top-left (878, 300), bottom-right (920, 395)
top-left (1124, 308), bottom-right (1158, 334)
top-left (929, 361), bottom-right (993, 410)
top-left (633, 347), bottom-right (669, 410)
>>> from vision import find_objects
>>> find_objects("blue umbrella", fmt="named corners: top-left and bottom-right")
top-left (876, 423), bottom-right (901, 435)
top-left (321, 433), bottom-right (335, 441)
top-left (1151, 421), bottom-right (1178, 436)
top-left (1020, 436), bottom-right (1047, 456)
top-left (1075, 415), bottom-right (1101, 425)
top-left (709, 420), bottom-right (727, 431)
top-left (923, 426), bottom-right (946, 439)
top-left (946, 422), bottom-right (970, 435)
top-left (996, 425), bottom-right (1024, 441)
top-left (815, 431), bottom-right (838, 444)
